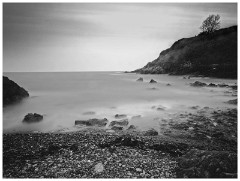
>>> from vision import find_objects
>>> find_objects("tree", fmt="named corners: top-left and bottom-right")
top-left (200, 14), bottom-right (221, 34)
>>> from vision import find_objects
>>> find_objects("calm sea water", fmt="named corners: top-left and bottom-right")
top-left (3, 72), bottom-right (237, 133)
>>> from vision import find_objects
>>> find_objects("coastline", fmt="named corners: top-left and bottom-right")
top-left (3, 107), bottom-right (237, 178)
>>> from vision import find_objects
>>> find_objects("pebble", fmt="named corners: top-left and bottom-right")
top-left (136, 168), bottom-right (142, 172)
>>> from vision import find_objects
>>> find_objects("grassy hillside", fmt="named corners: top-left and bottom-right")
top-left (133, 26), bottom-right (237, 78)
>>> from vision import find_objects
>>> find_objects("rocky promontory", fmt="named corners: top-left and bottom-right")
top-left (132, 26), bottom-right (237, 78)
top-left (3, 76), bottom-right (29, 106)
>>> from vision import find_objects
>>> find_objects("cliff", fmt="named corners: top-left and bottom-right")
top-left (3, 76), bottom-right (29, 106)
top-left (133, 26), bottom-right (237, 78)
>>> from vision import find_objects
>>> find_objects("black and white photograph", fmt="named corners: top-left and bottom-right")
top-left (2, 2), bottom-right (238, 178)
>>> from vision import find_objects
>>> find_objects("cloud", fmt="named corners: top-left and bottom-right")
top-left (3, 3), bottom-right (237, 72)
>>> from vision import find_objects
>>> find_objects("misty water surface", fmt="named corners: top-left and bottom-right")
top-left (3, 72), bottom-right (237, 133)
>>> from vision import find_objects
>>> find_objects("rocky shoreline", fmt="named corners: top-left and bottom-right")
top-left (3, 108), bottom-right (237, 178)
top-left (3, 76), bottom-right (29, 106)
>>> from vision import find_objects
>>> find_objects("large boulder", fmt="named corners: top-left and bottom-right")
top-left (177, 149), bottom-right (237, 178)
top-left (75, 118), bottom-right (108, 127)
top-left (23, 113), bottom-right (43, 123)
top-left (109, 119), bottom-right (129, 127)
top-left (3, 76), bottom-right (29, 106)
top-left (190, 81), bottom-right (207, 87)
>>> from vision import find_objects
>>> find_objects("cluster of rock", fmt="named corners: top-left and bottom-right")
top-left (3, 76), bottom-right (29, 106)
top-left (136, 77), bottom-right (172, 86)
top-left (74, 114), bottom-right (160, 135)
top-left (136, 77), bottom-right (158, 84)
top-left (74, 114), bottom-right (138, 132)
top-left (190, 81), bottom-right (237, 89)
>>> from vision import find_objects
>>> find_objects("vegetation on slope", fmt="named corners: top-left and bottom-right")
top-left (133, 26), bottom-right (237, 78)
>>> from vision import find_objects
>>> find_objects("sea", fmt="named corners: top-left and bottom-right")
top-left (3, 72), bottom-right (237, 133)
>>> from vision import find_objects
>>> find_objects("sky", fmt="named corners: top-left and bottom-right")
top-left (3, 3), bottom-right (237, 72)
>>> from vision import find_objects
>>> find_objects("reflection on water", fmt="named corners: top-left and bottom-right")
top-left (3, 72), bottom-right (237, 133)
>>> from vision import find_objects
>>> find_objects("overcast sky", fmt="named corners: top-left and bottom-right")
top-left (3, 3), bottom-right (237, 72)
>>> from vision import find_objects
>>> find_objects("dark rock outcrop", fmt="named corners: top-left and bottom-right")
top-left (75, 118), bottom-right (108, 127)
top-left (132, 26), bottom-right (237, 78)
top-left (144, 129), bottom-right (158, 136)
top-left (23, 113), bottom-right (43, 123)
top-left (109, 119), bottom-right (129, 127)
top-left (136, 77), bottom-right (143, 82)
top-left (226, 99), bottom-right (237, 105)
top-left (229, 85), bottom-right (237, 90)
top-left (177, 149), bottom-right (237, 178)
top-left (190, 81), bottom-right (207, 87)
top-left (149, 79), bottom-right (157, 83)
top-left (3, 76), bottom-right (29, 106)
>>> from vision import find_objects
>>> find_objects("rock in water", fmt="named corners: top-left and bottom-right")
top-left (156, 105), bottom-right (166, 111)
top-left (127, 125), bottom-right (136, 130)
top-left (3, 76), bottom-right (29, 106)
top-left (144, 129), bottom-right (158, 136)
top-left (75, 118), bottom-right (108, 127)
top-left (111, 126), bottom-right (123, 131)
top-left (94, 163), bottom-right (104, 173)
top-left (218, 83), bottom-right (229, 87)
top-left (226, 99), bottom-right (237, 105)
top-left (149, 79), bottom-right (157, 83)
top-left (109, 119), bottom-right (129, 126)
top-left (190, 81), bottom-right (207, 87)
top-left (23, 113), bottom-right (43, 123)
top-left (82, 111), bottom-right (95, 115)
top-left (136, 77), bottom-right (143, 81)
top-left (115, 114), bottom-right (127, 119)
top-left (208, 83), bottom-right (217, 87)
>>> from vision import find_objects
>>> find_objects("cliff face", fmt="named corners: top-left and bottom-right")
top-left (3, 76), bottom-right (29, 106)
top-left (134, 26), bottom-right (237, 78)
